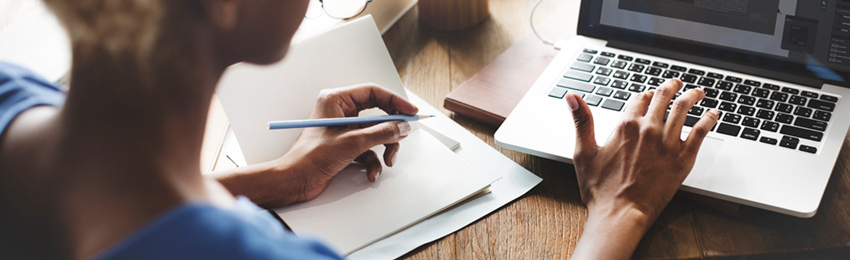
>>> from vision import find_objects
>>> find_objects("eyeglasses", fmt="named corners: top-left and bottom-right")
top-left (319, 0), bottom-right (373, 19)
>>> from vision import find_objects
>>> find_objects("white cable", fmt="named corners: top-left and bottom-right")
top-left (530, 0), bottom-right (555, 46)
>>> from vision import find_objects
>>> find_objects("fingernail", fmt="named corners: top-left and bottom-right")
top-left (397, 122), bottom-right (411, 137)
top-left (566, 94), bottom-right (579, 111)
top-left (390, 150), bottom-right (398, 166)
top-left (375, 169), bottom-right (381, 179)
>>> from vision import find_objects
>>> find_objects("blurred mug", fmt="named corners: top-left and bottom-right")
top-left (419, 0), bottom-right (490, 31)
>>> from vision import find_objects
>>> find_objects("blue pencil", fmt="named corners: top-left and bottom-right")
top-left (268, 114), bottom-right (435, 130)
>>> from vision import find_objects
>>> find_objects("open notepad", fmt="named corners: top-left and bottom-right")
top-left (216, 16), bottom-right (499, 255)
top-left (275, 129), bottom-right (492, 254)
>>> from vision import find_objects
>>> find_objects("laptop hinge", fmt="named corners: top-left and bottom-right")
top-left (607, 40), bottom-right (824, 89)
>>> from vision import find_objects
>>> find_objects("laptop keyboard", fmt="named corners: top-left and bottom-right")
top-left (549, 48), bottom-right (840, 154)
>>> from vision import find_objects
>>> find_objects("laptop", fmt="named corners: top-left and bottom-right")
top-left (496, 0), bottom-right (850, 218)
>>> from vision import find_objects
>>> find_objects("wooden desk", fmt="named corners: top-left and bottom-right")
top-left (383, 0), bottom-right (850, 259)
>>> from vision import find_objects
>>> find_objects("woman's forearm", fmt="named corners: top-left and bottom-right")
top-left (209, 160), bottom-right (306, 208)
top-left (571, 204), bottom-right (652, 260)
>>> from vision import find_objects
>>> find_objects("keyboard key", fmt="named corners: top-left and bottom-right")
top-left (760, 136), bottom-right (778, 145)
top-left (593, 77), bottom-right (611, 86)
top-left (807, 99), bottom-right (835, 112)
top-left (820, 95), bottom-right (838, 102)
top-left (737, 106), bottom-right (756, 116)
top-left (741, 128), bottom-right (760, 140)
top-left (719, 91), bottom-right (737, 102)
top-left (801, 91), bottom-right (818, 98)
top-left (618, 54), bottom-right (633, 61)
top-left (780, 136), bottom-right (799, 149)
top-left (737, 96), bottom-right (756, 106)
top-left (761, 121), bottom-right (779, 132)
top-left (781, 87), bottom-right (799, 94)
top-left (794, 117), bottom-right (828, 131)
top-left (697, 77), bottom-right (715, 87)
top-left (647, 77), bottom-right (664, 86)
top-left (576, 53), bottom-right (593, 62)
top-left (756, 109), bottom-right (775, 120)
top-left (584, 95), bottom-right (603, 106)
top-left (794, 106), bottom-right (812, 117)
top-left (548, 87), bottom-right (568, 98)
top-left (583, 48), bottom-right (597, 54)
top-left (611, 80), bottom-right (628, 89)
top-left (725, 76), bottom-right (742, 83)
top-left (705, 88), bottom-right (719, 98)
top-left (557, 78), bottom-right (595, 92)
top-left (752, 88), bottom-right (770, 98)
top-left (742, 117), bottom-right (760, 127)
top-left (628, 84), bottom-right (646, 92)
top-left (594, 57), bottom-right (610, 66)
top-left (789, 95), bottom-right (807, 105)
top-left (635, 58), bottom-right (651, 65)
top-left (688, 106), bottom-right (704, 116)
top-left (571, 62), bottom-right (595, 72)
top-left (613, 70), bottom-right (630, 79)
top-left (611, 60), bottom-right (627, 69)
top-left (723, 113), bottom-right (742, 124)
top-left (601, 51), bottom-right (615, 57)
top-left (645, 67), bottom-right (663, 76)
top-left (601, 99), bottom-right (625, 111)
top-left (776, 103), bottom-right (793, 113)
top-left (813, 110), bottom-right (831, 121)
top-left (799, 145), bottom-right (817, 154)
top-left (706, 72), bottom-right (724, 79)
top-left (684, 115), bottom-right (700, 127)
top-left (688, 68), bottom-right (705, 75)
top-left (716, 81), bottom-right (734, 90)
top-left (762, 83), bottom-right (781, 90)
top-left (628, 64), bottom-right (645, 73)
top-left (630, 74), bottom-right (648, 83)
top-left (733, 84), bottom-right (752, 94)
top-left (717, 123), bottom-right (741, 136)
top-left (756, 99), bottom-right (774, 109)
top-left (596, 87), bottom-right (615, 97)
top-left (613, 90), bottom-right (631, 100)
top-left (564, 71), bottom-right (593, 82)
top-left (652, 61), bottom-right (669, 68)
top-left (743, 79), bottom-right (761, 86)
top-left (596, 67), bottom-right (613, 76)
top-left (775, 113), bottom-right (793, 124)
top-left (718, 102), bottom-right (737, 112)
top-left (780, 125), bottom-right (823, 141)
top-left (681, 74), bottom-right (698, 83)
top-left (684, 84), bottom-right (699, 91)
top-left (662, 70), bottom-right (680, 78)
top-left (770, 92), bottom-right (789, 102)
top-left (670, 65), bottom-right (687, 72)
top-left (700, 98), bottom-right (719, 108)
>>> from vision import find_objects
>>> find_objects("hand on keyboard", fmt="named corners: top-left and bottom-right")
top-left (568, 79), bottom-right (720, 259)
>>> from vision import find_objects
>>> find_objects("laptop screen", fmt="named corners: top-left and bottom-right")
top-left (579, 0), bottom-right (850, 85)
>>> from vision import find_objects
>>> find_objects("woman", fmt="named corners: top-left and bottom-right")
top-left (0, 0), bottom-right (717, 259)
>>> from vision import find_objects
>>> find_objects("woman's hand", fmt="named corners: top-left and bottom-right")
top-left (212, 84), bottom-right (417, 208)
top-left (569, 79), bottom-right (719, 259)
top-left (277, 84), bottom-right (418, 200)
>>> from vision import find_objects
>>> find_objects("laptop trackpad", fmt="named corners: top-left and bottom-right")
top-left (682, 131), bottom-right (724, 182)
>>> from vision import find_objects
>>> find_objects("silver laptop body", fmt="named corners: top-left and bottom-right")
top-left (496, 0), bottom-right (850, 218)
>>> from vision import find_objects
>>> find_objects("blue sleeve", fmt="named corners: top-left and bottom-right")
top-left (0, 62), bottom-right (65, 137)
top-left (96, 197), bottom-right (344, 260)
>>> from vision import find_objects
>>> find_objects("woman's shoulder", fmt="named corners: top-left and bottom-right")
top-left (95, 197), bottom-right (343, 260)
top-left (0, 62), bottom-right (64, 134)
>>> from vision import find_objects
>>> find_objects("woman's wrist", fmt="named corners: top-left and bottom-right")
top-left (211, 158), bottom-right (306, 208)
top-left (571, 202), bottom-right (654, 260)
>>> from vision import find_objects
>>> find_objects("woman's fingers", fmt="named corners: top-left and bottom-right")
top-left (383, 142), bottom-right (400, 167)
top-left (646, 79), bottom-right (683, 122)
top-left (664, 88), bottom-right (705, 137)
top-left (354, 150), bottom-right (383, 182)
top-left (344, 121), bottom-right (411, 151)
top-left (624, 90), bottom-right (654, 119)
top-left (320, 84), bottom-right (419, 116)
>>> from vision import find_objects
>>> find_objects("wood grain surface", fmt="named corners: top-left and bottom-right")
top-left (384, 0), bottom-right (850, 259)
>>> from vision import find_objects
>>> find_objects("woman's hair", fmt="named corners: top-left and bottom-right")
top-left (41, 0), bottom-right (165, 60)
